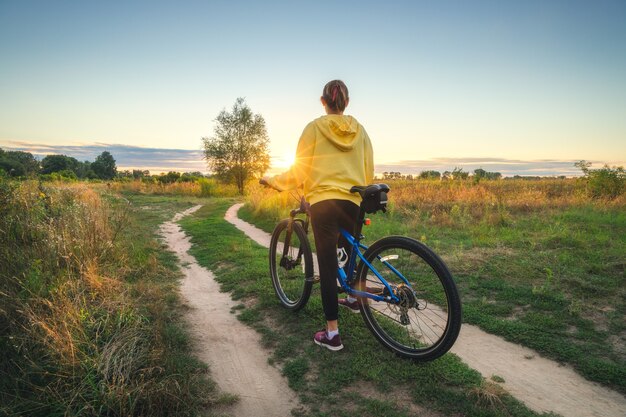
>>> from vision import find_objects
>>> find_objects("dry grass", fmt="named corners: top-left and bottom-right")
top-left (246, 178), bottom-right (625, 226)
top-left (0, 180), bottom-right (213, 416)
top-left (469, 380), bottom-right (508, 410)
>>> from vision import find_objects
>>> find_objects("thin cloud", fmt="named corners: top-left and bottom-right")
top-left (2, 141), bottom-right (623, 176)
top-left (2, 141), bottom-right (207, 173)
top-left (376, 158), bottom-right (623, 177)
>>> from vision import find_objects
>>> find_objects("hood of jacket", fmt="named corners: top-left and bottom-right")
top-left (314, 115), bottom-right (360, 151)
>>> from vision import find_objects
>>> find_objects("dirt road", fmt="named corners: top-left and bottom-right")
top-left (225, 202), bottom-right (626, 417)
top-left (160, 205), bottom-right (299, 417)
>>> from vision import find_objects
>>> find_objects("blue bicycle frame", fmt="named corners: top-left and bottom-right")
top-left (337, 228), bottom-right (413, 304)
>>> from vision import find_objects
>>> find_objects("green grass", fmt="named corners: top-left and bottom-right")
top-left (181, 199), bottom-right (553, 417)
top-left (239, 201), bottom-right (626, 394)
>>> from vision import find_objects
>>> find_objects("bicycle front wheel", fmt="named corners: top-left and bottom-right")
top-left (357, 236), bottom-right (461, 361)
top-left (269, 219), bottom-right (313, 311)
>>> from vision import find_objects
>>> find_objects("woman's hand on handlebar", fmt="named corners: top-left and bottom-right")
top-left (259, 177), bottom-right (284, 192)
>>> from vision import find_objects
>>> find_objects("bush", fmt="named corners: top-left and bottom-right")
top-left (587, 166), bottom-right (625, 199)
top-left (576, 161), bottom-right (625, 199)
top-left (198, 177), bottom-right (216, 197)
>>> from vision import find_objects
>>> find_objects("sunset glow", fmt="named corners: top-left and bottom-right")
top-left (1, 1), bottom-right (624, 175)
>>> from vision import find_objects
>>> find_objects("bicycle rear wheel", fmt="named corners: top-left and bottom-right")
top-left (357, 236), bottom-right (461, 361)
top-left (269, 219), bottom-right (313, 311)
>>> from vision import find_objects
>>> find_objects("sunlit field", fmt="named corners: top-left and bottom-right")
top-left (242, 177), bottom-right (626, 393)
top-left (2, 176), bottom-right (623, 417)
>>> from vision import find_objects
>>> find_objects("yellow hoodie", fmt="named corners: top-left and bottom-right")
top-left (268, 114), bottom-right (374, 206)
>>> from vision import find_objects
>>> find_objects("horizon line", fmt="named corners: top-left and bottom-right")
top-left (2, 140), bottom-right (623, 177)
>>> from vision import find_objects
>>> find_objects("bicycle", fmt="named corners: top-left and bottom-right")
top-left (263, 182), bottom-right (462, 361)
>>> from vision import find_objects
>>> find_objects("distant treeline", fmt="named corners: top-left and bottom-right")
top-left (0, 148), bottom-right (117, 180)
top-left (0, 148), bottom-right (209, 184)
top-left (2, 148), bottom-right (623, 198)
top-left (381, 167), bottom-right (505, 181)
top-left (378, 167), bottom-right (557, 182)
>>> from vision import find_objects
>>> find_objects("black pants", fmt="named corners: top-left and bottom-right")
top-left (309, 199), bottom-right (360, 321)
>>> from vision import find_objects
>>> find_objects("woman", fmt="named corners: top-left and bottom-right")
top-left (263, 80), bottom-right (374, 351)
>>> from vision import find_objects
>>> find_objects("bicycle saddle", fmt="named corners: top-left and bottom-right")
top-left (350, 183), bottom-right (390, 199)
top-left (350, 184), bottom-right (390, 213)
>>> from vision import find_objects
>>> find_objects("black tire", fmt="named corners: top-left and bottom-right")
top-left (269, 219), bottom-right (314, 311)
top-left (357, 236), bottom-right (461, 361)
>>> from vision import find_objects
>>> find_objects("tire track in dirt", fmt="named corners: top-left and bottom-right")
top-left (160, 205), bottom-right (299, 417)
top-left (225, 203), bottom-right (626, 417)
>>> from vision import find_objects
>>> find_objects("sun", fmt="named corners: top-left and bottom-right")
top-left (276, 152), bottom-right (296, 169)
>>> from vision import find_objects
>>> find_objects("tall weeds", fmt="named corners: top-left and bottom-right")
top-left (0, 180), bottom-right (211, 416)
top-left (246, 178), bottom-right (625, 226)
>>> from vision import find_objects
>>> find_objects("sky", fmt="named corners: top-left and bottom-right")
top-left (1, 0), bottom-right (625, 176)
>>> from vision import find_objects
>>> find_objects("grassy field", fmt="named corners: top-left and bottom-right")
top-left (241, 178), bottom-right (626, 394)
top-left (180, 198), bottom-right (555, 417)
top-left (0, 180), bottom-right (231, 416)
top-left (2, 177), bottom-right (622, 416)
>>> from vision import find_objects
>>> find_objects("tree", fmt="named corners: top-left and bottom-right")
top-left (91, 151), bottom-right (117, 180)
top-left (419, 170), bottom-right (441, 180)
top-left (451, 167), bottom-right (469, 180)
top-left (157, 171), bottom-right (181, 184)
top-left (75, 161), bottom-right (93, 179)
top-left (6, 151), bottom-right (39, 176)
top-left (41, 154), bottom-right (80, 175)
top-left (0, 149), bottom-right (39, 177)
top-left (472, 168), bottom-right (501, 182)
top-left (202, 98), bottom-right (270, 194)
top-left (132, 169), bottom-right (146, 179)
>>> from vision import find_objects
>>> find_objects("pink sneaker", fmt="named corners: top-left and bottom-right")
top-left (314, 330), bottom-right (343, 351)
top-left (338, 298), bottom-right (360, 313)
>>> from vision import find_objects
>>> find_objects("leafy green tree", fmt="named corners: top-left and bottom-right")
top-left (419, 170), bottom-right (441, 180)
top-left (473, 168), bottom-right (501, 183)
top-left (132, 170), bottom-right (150, 179)
top-left (0, 149), bottom-right (40, 177)
top-left (203, 97), bottom-right (270, 194)
top-left (474, 168), bottom-right (486, 179)
top-left (91, 151), bottom-right (117, 180)
top-left (41, 154), bottom-right (80, 175)
top-left (74, 161), bottom-right (93, 179)
top-left (0, 158), bottom-right (26, 177)
top-left (7, 151), bottom-right (39, 176)
top-left (157, 171), bottom-right (181, 184)
top-left (451, 167), bottom-right (469, 180)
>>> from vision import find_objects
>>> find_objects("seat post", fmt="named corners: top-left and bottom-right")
top-left (353, 205), bottom-right (366, 242)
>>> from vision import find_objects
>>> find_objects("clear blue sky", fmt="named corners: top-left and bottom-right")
top-left (1, 0), bottom-right (624, 175)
